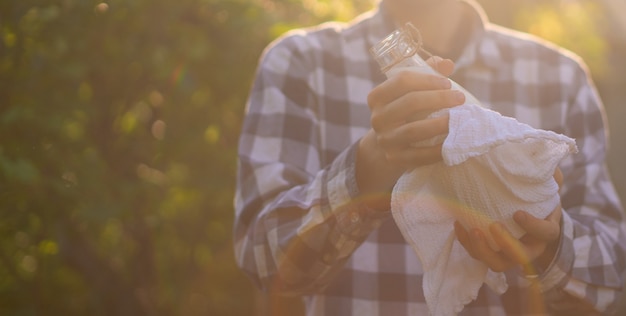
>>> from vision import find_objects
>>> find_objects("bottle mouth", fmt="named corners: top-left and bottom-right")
top-left (370, 23), bottom-right (425, 73)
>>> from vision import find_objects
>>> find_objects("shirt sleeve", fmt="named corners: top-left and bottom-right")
top-left (537, 61), bottom-right (626, 314)
top-left (233, 34), bottom-right (389, 295)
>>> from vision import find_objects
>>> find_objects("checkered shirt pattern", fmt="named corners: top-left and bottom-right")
top-left (234, 2), bottom-right (626, 315)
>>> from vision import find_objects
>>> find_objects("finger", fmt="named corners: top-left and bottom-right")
top-left (454, 221), bottom-right (471, 247)
top-left (454, 221), bottom-right (480, 259)
top-left (399, 89), bottom-right (465, 116)
top-left (554, 167), bottom-right (563, 190)
top-left (376, 115), bottom-right (449, 149)
top-left (427, 56), bottom-right (455, 77)
top-left (367, 70), bottom-right (452, 109)
top-left (370, 89), bottom-right (464, 132)
top-left (490, 222), bottom-right (533, 265)
top-left (454, 222), bottom-right (484, 257)
top-left (468, 228), bottom-right (513, 272)
top-left (384, 144), bottom-right (443, 167)
top-left (513, 208), bottom-right (561, 242)
top-left (455, 222), bottom-right (518, 273)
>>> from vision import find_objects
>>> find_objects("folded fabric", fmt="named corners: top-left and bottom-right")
top-left (390, 103), bottom-right (578, 316)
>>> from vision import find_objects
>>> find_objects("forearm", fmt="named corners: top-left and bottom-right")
top-left (234, 143), bottom-right (389, 294)
top-left (539, 171), bottom-right (626, 314)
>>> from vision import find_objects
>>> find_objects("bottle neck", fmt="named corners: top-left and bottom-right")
top-left (370, 23), bottom-right (424, 73)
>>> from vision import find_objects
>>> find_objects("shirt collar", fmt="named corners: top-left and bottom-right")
top-left (450, 0), bottom-right (506, 72)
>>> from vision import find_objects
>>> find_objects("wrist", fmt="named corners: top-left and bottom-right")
top-left (356, 131), bottom-right (403, 194)
top-left (522, 229), bottom-right (561, 278)
top-left (536, 238), bottom-right (560, 270)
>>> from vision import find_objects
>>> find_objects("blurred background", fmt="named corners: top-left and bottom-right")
top-left (0, 0), bottom-right (624, 315)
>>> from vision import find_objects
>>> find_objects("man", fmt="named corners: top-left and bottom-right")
top-left (234, 0), bottom-right (626, 314)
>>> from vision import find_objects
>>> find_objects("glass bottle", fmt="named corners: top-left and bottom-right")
top-left (370, 23), bottom-right (482, 106)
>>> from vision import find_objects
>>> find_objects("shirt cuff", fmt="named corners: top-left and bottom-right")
top-left (528, 210), bottom-right (575, 292)
top-left (327, 142), bottom-right (390, 242)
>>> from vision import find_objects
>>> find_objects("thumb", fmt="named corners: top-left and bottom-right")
top-left (554, 167), bottom-right (563, 191)
top-left (427, 56), bottom-right (455, 77)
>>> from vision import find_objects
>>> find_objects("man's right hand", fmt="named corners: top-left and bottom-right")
top-left (356, 57), bottom-right (464, 194)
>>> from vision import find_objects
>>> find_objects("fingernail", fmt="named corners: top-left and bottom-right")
top-left (452, 90), bottom-right (465, 103)
top-left (436, 77), bottom-right (451, 89)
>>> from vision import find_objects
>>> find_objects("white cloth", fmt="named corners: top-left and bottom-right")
top-left (390, 103), bottom-right (578, 316)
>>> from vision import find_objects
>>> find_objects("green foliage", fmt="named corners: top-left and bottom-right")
top-left (478, 0), bottom-right (610, 78)
top-left (514, 1), bottom-right (608, 77)
top-left (0, 0), bottom-right (374, 315)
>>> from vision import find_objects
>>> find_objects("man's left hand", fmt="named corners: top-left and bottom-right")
top-left (454, 168), bottom-right (564, 275)
top-left (454, 206), bottom-right (562, 275)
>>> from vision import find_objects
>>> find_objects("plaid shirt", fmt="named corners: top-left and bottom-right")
top-left (234, 2), bottom-right (626, 315)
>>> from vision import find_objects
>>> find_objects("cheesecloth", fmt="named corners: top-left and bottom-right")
top-left (390, 103), bottom-right (577, 316)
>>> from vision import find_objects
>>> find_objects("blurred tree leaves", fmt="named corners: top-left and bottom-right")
top-left (515, 1), bottom-right (608, 76)
top-left (0, 0), bottom-right (621, 316)
top-left (478, 0), bottom-right (612, 79)
top-left (0, 0), bottom-right (374, 315)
